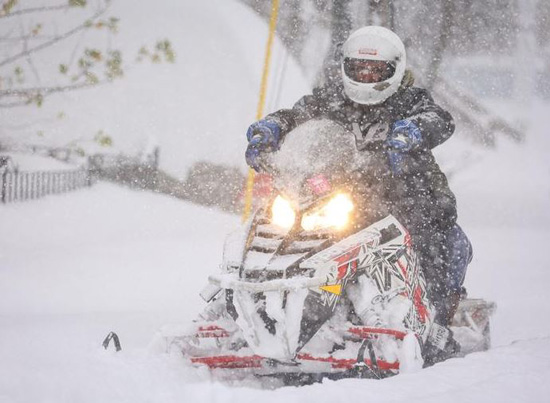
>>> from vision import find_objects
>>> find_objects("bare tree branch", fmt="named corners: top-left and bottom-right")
top-left (0, 99), bottom-right (34, 108)
top-left (0, 35), bottom-right (59, 42)
top-left (0, 4), bottom-right (70, 19)
top-left (0, 5), bottom-right (108, 68)
top-left (68, 21), bottom-right (92, 69)
top-left (25, 46), bottom-right (42, 83)
top-left (0, 82), bottom-right (96, 97)
top-left (17, 15), bottom-right (42, 84)
top-left (0, 1), bottom-right (171, 109)
top-left (0, 80), bottom-right (110, 108)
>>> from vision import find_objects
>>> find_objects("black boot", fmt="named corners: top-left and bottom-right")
top-left (445, 289), bottom-right (463, 326)
top-left (423, 323), bottom-right (461, 367)
top-left (423, 290), bottom-right (463, 367)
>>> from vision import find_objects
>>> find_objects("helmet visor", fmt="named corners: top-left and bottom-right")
top-left (343, 58), bottom-right (396, 84)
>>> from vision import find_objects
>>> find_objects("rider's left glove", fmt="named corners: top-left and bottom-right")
top-left (245, 119), bottom-right (281, 172)
top-left (386, 119), bottom-right (422, 175)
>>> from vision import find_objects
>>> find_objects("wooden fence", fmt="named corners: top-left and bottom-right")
top-left (1, 168), bottom-right (93, 204)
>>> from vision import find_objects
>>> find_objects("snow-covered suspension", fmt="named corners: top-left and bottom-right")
top-left (158, 119), bottom-right (495, 386)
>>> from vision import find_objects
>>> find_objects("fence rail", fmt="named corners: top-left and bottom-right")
top-left (1, 168), bottom-right (92, 204)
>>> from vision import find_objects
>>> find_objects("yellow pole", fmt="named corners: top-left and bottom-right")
top-left (242, 0), bottom-right (280, 222)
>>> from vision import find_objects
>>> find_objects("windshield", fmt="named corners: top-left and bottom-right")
top-left (266, 119), bottom-right (366, 198)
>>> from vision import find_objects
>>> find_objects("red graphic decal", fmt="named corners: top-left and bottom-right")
top-left (307, 174), bottom-right (332, 195)
top-left (348, 326), bottom-right (408, 340)
top-left (335, 246), bottom-right (360, 280)
top-left (404, 232), bottom-right (412, 249)
top-left (297, 353), bottom-right (399, 371)
top-left (192, 355), bottom-right (263, 369)
top-left (396, 258), bottom-right (408, 280)
top-left (337, 264), bottom-right (348, 279)
top-left (350, 259), bottom-right (358, 273)
top-left (337, 259), bottom-right (359, 280)
top-left (196, 325), bottom-right (230, 338)
top-left (358, 48), bottom-right (378, 56)
top-left (413, 287), bottom-right (428, 322)
top-left (194, 353), bottom-right (400, 371)
top-left (334, 246), bottom-right (360, 265)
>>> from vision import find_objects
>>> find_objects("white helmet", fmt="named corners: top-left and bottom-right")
top-left (341, 26), bottom-right (406, 105)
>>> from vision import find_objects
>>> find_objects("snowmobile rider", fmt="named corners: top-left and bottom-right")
top-left (244, 26), bottom-right (471, 361)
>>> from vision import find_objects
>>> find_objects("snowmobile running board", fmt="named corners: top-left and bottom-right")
top-left (190, 326), bottom-right (407, 371)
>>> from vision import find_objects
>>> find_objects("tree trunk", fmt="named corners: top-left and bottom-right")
top-left (331, 0), bottom-right (352, 46)
top-left (425, 0), bottom-right (454, 90)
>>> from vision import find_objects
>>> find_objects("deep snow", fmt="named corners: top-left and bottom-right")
top-left (2, 0), bottom-right (550, 402)
top-left (1, 180), bottom-right (549, 403)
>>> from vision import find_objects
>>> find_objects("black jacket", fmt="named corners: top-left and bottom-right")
top-left (264, 82), bottom-right (458, 238)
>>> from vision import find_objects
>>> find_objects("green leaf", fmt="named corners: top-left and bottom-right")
top-left (85, 48), bottom-right (102, 61)
top-left (32, 24), bottom-right (42, 36)
top-left (69, 0), bottom-right (87, 7)
top-left (78, 57), bottom-right (92, 69)
top-left (85, 72), bottom-right (99, 84)
top-left (35, 93), bottom-right (44, 107)
top-left (105, 50), bottom-right (123, 79)
top-left (156, 39), bottom-right (176, 63)
top-left (1, 0), bottom-right (18, 15)
top-left (108, 17), bottom-right (119, 33)
top-left (94, 130), bottom-right (113, 147)
top-left (14, 66), bottom-right (24, 84)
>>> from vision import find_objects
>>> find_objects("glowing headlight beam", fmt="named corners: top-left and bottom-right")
top-left (271, 195), bottom-right (296, 229)
top-left (301, 193), bottom-right (354, 231)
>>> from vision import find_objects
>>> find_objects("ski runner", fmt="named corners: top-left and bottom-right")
top-left (244, 26), bottom-right (471, 364)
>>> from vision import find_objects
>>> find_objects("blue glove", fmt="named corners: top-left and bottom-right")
top-left (245, 119), bottom-right (281, 171)
top-left (386, 119), bottom-right (422, 175)
top-left (387, 119), bottom-right (422, 151)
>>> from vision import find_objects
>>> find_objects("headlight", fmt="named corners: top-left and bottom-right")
top-left (301, 193), bottom-right (354, 231)
top-left (271, 195), bottom-right (296, 229)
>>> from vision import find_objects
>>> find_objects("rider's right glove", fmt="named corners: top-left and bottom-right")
top-left (386, 119), bottom-right (422, 175)
top-left (245, 119), bottom-right (281, 172)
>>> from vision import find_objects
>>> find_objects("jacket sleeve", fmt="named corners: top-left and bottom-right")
top-left (404, 87), bottom-right (455, 150)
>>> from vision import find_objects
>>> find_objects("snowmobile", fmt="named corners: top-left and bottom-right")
top-left (157, 119), bottom-right (495, 386)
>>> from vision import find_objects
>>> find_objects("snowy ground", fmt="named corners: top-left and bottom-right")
top-left (2, 0), bottom-right (550, 401)
top-left (0, 184), bottom-right (237, 402)
top-left (1, 163), bottom-right (550, 403)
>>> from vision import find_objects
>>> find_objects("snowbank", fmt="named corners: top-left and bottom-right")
top-left (1, 0), bottom-right (550, 401)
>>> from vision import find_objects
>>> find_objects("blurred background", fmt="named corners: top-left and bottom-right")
top-left (1, 0), bottom-right (548, 213)
top-left (1, 0), bottom-right (548, 169)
